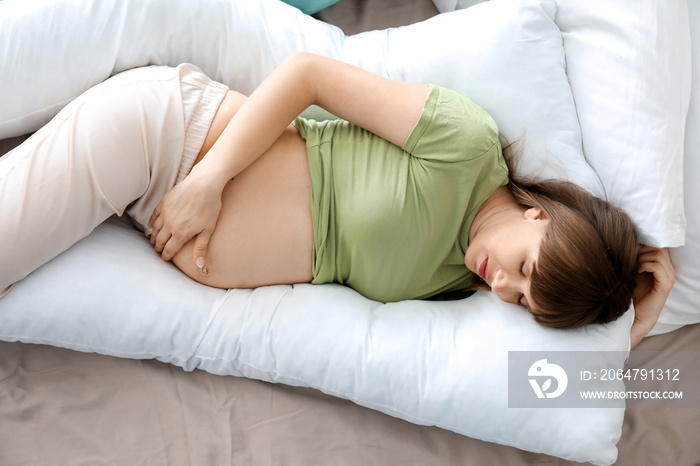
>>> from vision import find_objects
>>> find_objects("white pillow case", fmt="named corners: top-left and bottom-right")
top-left (650, 0), bottom-right (700, 335)
top-left (0, 0), bottom-right (656, 464)
top-left (0, 0), bottom-right (345, 139)
top-left (554, 0), bottom-right (691, 247)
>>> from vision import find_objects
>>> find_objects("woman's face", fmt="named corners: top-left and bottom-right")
top-left (464, 207), bottom-right (549, 311)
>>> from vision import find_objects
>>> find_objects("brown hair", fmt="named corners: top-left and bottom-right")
top-left (503, 141), bottom-right (639, 329)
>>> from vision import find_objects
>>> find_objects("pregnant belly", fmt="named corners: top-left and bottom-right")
top-left (170, 91), bottom-right (314, 289)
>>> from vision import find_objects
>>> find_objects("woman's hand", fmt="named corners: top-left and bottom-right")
top-left (630, 246), bottom-right (676, 348)
top-left (147, 167), bottom-right (226, 272)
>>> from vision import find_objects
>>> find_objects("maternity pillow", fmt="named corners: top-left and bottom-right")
top-left (0, 219), bottom-right (632, 466)
top-left (0, 0), bottom-right (657, 464)
top-left (0, 1), bottom-right (690, 249)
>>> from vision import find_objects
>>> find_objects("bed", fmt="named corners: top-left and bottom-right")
top-left (1, 0), bottom-right (699, 465)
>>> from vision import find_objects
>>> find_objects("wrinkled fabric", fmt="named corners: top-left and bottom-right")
top-left (0, 64), bottom-right (227, 293)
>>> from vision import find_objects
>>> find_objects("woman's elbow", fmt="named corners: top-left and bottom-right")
top-left (283, 51), bottom-right (322, 101)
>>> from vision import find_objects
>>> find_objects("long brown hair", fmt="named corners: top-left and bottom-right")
top-left (503, 140), bottom-right (639, 328)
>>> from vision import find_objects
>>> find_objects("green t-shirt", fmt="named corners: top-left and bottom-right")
top-left (294, 84), bottom-right (508, 302)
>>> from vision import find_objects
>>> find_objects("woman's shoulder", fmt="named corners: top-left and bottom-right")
top-left (403, 84), bottom-right (501, 163)
top-left (430, 85), bottom-right (499, 137)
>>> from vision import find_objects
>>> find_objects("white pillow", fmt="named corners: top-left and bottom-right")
top-left (553, 0), bottom-right (691, 247)
top-left (0, 219), bottom-right (632, 466)
top-left (649, 0), bottom-right (700, 335)
top-left (0, 0), bottom-right (604, 196)
top-left (0, 0), bottom-right (346, 139)
top-left (0, 0), bottom-right (649, 464)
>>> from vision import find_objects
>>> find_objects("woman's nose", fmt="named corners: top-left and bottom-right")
top-left (491, 269), bottom-right (517, 292)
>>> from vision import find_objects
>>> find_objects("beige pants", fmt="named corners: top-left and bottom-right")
top-left (0, 64), bottom-right (228, 296)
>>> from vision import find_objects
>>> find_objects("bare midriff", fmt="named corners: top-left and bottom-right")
top-left (169, 90), bottom-right (315, 289)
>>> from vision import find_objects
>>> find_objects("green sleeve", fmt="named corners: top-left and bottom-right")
top-left (403, 84), bottom-right (501, 164)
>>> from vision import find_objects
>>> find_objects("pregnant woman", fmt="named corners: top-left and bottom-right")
top-left (0, 52), bottom-right (674, 347)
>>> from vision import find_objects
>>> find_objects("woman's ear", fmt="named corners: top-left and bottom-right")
top-left (524, 207), bottom-right (548, 221)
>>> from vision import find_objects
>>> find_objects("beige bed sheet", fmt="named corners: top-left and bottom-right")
top-left (1, 1), bottom-right (699, 465)
top-left (0, 325), bottom-right (698, 466)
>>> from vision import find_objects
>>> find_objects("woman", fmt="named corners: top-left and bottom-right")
top-left (0, 53), bottom-right (674, 348)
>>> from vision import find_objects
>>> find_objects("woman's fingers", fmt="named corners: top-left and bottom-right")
top-left (637, 247), bottom-right (675, 283)
top-left (635, 246), bottom-right (676, 301)
top-left (146, 167), bottom-right (225, 265)
top-left (630, 247), bottom-right (676, 348)
top-left (149, 207), bottom-right (213, 261)
top-left (192, 229), bottom-right (214, 274)
top-left (161, 228), bottom-right (190, 261)
top-left (637, 246), bottom-right (670, 268)
top-left (149, 214), bottom-right (163, 245)
top-left (153, 224), bottom-right (173, 254)
top-left (148, 203), bottom-right (162, 229)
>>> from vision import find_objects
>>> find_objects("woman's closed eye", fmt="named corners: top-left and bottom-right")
top-left (518, 261), bottom-right (526, 307)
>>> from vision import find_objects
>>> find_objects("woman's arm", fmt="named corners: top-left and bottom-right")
top-left (148, 52), bottom-right (429, 269)
top-left (189, 51), bottom-right (428, 186)
top-left (629, 246), bottom-right (676, 349)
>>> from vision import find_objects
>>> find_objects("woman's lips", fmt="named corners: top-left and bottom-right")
top-left (478, 258), bottom-right (489, 280)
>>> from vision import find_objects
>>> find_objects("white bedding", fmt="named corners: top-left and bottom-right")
top-left (652, 0), bottom-right (700, 335)
top-left (0, 0), bottom-right (695, 464)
